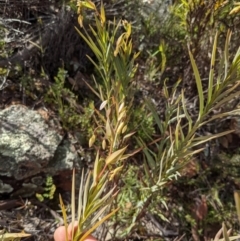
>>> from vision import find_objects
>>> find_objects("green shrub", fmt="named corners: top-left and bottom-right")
top-left (44, 68), bottom-right (81, 130)
top-left (57, 1), bottom-right (240, 240)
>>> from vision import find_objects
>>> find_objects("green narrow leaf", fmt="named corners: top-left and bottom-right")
top-left (92, 151), bottom-right (100, 186)
top-left (90, 172), bottom-right (108, 200)
top-left (78, 169), bottom-right (85, 222)
top-left (232, 47), bottom-right (240, 63)
top-left (175, 119), bottom-right (181, 150)
top-left (59, 195), bottom-right (69, 241)
top-left (182, 90), bottom-right (192, 133)
top-left (159, 40), bottom-right (166, 74)
top-left (79, 208), bottom-right (119, 241)
top-left (143, 147), bottom-right (156, 170)
top-left (136, 137), bottom-right (156, 170)
top-left (157, 149), bottom-right (166, 185)
top-left (86, 189), bottom-right (115, 218)
top-left (91, 180), bottom-right (108, 203)
top-left (190, 130), bottom-right (234, 147)
top-left (143, 155), bottom-right (154, 185)
top-left (216, 56), bottom-right (225, 87)
top-left (188, 49), bottom-right (204, 118)
top-left (234, 191), bottom-right (240, 223)
top-left (167, 113), bottom-right (186, 124)
top-left (83, 171), bottom-right (92, 218)
top-left (208, 32), bottom-right (218, 105)
top-left (212, 83), bottom-right (240, 109)
top-left (166, 139), bottom-right (175, 160)
top-left (178, 122), bottom-right (185, 143)
top-left (175, 104), bottom-right (184, 149)
top-left (75, 27), bottom-right (102, 59)
top-left (146, 99), bottom-right (164, 133)
top-left (81, 75), bottom-right (101, 99)
top-left (224, 30), bottom-right (231, 79)
top-left (100, 0), bottom-right (106, 24)
top-left (222, 223), bottom-right (230, 241)
top-left (201, 111), bottom-right (238, 126)
top-left (71, 169), bottom-right (76, 241)
top-left (89, 205), bottom-right (109, 226)
top-left (176, 148), bottom-right (205, 160)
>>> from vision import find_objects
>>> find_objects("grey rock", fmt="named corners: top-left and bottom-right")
top-left (0, 105), bottom-right (82, 196)
top-left (11, 183), bottom-right (38, 198)
top-left (0, 180), bottom-right (13, 193)
top-left (47, 139), bottom-right (78, 173)
top-left (0, 105), bottom-right (62, 180)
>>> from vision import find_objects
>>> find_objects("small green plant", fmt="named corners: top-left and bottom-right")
top-left (78, 100), bottom-right (95, 142)
top-left (44, 68), bottom-right (81, 130)
top-left (36, 176), bottom-right (56, 202)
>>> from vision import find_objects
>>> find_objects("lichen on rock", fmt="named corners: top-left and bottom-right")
top-left (0, 105), bottom-right (62, 180)
top-left (0, 105), bottom-right (83, 196)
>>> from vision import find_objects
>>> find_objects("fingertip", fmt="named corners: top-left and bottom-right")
top-left (54, 226), bottom-right (66, 241)
top-left (84, 235), bottom-right (98, 241)
top-left (67, 221), bottom-right (79, 237)
top-left (54, 224), bottom-right (98, 241)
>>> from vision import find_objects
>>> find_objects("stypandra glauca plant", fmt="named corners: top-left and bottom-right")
top-left (59, 1), bottom-right (139, 241)
top-left (130, 31), bottom-right (240, 239)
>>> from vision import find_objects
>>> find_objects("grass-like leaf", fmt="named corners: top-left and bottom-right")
top-left (0, 231), bottom-right (31, 241)
top-left (78, 169), bottom-right (85, 222)
top-left (78, 208), bottom-right (119, 241)
top-left (188, 49), bottom-right (204, 118)
top-left (207, 32), bottom-right (218, 105)
top-left (234, 191), bottom-right (240, 223)
top-left (82, 172), bottom-right (92, 219)
top-left (59, 194), bottom-right (69, 241)
top-left (71, 169), bottom-right (76, 241)
top-left (222, 223), bottom-right (231, 241)
top-left (224, 30), bottom-right (231, 79)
